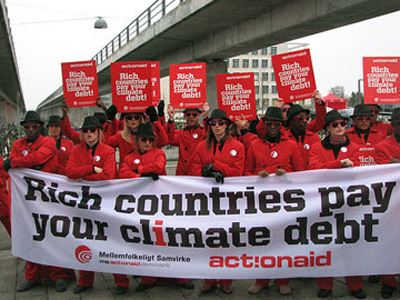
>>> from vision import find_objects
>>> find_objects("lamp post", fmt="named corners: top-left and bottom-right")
top-left (358, 79), bottom-right (363, 104)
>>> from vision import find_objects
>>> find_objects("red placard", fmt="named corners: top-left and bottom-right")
top-left (151, 61), bottom-right (161, 106)
top-left (111, 61), bottom-right (152, 112)
top-left (216, 73), bottom-right (256, 121)
top-left (169, 63), bottom-right (206, 109)
top-left (363, 57), bottom-right (400, 104)
top-left (272, 49), bottom-right (316, 103)
top-left (61, 60), bottom-right (99, 107)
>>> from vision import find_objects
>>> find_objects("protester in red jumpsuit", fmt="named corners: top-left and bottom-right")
top-left (167, 102), bottom-right (209, 175)
top-left (0, 157), bottom-right (10, 236)
top-left (309, 110), bottom-right (365, 299)
top-left (366, 104), bottom-right (393, 137)
top-left (285, 104), bottom-right (322, 168)
top-left (190, 109), bottom-right (245, 294)
top-left (373, 107), bottom-right (400, 299)
top-left (3, 111), bottom-right (64, 292)
top-left (245, 107), bottom-right (305, 295)
top-left (65, 116), bottom-right (129, 295)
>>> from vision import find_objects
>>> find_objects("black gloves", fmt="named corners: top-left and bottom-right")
top-left (141, 172), bottom-right (159, 180)
top-left (3, 158), bottom-right (11, 172)
top-left (146, 106), bottom-right (158, 123)
top-left (157, 100), bottom-right (165, 117)
top-left (201, 163), bottom-right (214, 177)
top-left (106, 105), bottom-right (118, 121)
top-left (201, 163), bottom-right (224, 183)
top-left (211, 171), bottom-right (224, 184)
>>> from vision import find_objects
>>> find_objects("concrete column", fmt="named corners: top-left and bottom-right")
top-left (205, 60), bottom-right (228, 111)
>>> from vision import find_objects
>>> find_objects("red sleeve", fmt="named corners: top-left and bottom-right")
top-left (190, 143), bottom-right (205, 176)
top-left (119, 160), bottom-right (140, 179)
top-left (60, 116), bottom-right (81, 144)
top-left (154, 121), bottom-right (169, 148)
top-left (244, 143), bottom-right (257, 175)
top-left (167, 121), bottom-right (181, 146)
top-left (65, 147), bottom-right (94, 180)
top-left (138, 151), bottom-right (166, 175)
top-left (213, 143), bottom-right (245, 177)
top-left (12, 138), bottom-right (57, 169)
top-left (375, 144), bottom-right (391, 165)
top-left (308, 101), bottom-right (327, 133)
top-left (84, 148), bottom-right (116, 181)
top-left (308, 145), bottom-right (342, 170)
top-left (256, 120), bottom-right (266, 138)
top-left (239, 131), bottom-right (258, 153)
top-left (290, 144), bottom-right (306, 171)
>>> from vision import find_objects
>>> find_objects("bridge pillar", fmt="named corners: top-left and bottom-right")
top-left (205, 60), bottom-right (228, 111)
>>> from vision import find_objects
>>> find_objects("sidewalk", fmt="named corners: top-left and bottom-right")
top-left (0, 147), bottom-right (398, 299)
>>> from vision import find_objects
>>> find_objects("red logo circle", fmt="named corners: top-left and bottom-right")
top-left (75, 245), bottom-right (92, 264)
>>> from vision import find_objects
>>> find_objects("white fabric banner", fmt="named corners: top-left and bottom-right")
top-left (9, 165), bottom-right (400, 279)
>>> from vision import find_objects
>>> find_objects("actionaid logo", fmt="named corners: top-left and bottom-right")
top-left (75, 245), bottom-right (92, 264)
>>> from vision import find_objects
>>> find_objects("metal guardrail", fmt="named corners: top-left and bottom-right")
top-left (91, 0), bottom-right (186, 65)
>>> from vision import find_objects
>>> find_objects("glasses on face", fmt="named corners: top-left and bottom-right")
top-left (355, 116), bottom-right (371, 122)
top-left (265, 120), bottom-right (282, 127)
top-left (185, 113), bottom-right (199, 118)
top-left (139, 137), bottom-right (154, 143)
top-left (126, 114), bottom-right (141, 121)
top-left (23, 124), bottom-right (40, 130)
top-left (331, 120), bottom-right (348, 128)
top-left (210, 120), bottom-right (226, 127)
top-left (82, 128), bottom-right (97, 133)
top-left (292, 115), bottom-right (310, 121)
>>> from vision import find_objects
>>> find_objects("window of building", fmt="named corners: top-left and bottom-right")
top-left (262, 72), bottom-right (269, 81)
top-left (262, 86), bottom-right (269, 94)
top-left (252, 59), bottom-right (259, 68)
top-left (271, 72), bottom-right (276, 81)
top-left (255, 86), bottom-right (260, 94)
top-left (272, 85), bottom-right (278, 94)
top-left (242, 59), bottom-right (249, 68)
top-left (261, 48), bottom-right (268, 55)
top-left (251, 50), bottom-right (258, 55)
top-left (254, 72), bottom-right (259, 81)
top-left (262, 59), bottom-right (268, 68)
top-left (232, 59), bottom-right (239, 68)
top-left (271, 47), bottom-right (277, 55)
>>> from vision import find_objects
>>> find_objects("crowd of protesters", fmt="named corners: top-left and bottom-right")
top-left (0, 93), bottom-right (399, 298)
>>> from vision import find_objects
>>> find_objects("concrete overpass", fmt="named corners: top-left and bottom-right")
top-left (0, 0), bottom-right (25, 125)
top-left (37, 0), bottom-right (400, 122)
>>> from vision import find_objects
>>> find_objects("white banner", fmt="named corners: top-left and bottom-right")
top-left (10, 165), bottom-right (400, 279)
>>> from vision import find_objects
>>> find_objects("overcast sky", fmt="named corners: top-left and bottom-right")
top-left (5, 0), bottom-right (400, 110)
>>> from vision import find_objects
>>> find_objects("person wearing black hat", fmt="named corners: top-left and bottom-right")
top-left (245, 107), bottom-right (305, 296)
top-left (190, 108), bottom-right (245, 295)
top-left (119, 123), bottom-right (171, 292)
top-left (309, 110), bottom-right (365, 299)
top-left (374, 107), bottom-right (400, 298)
top-left (167, 102), bottom-right (210, 175)
top-left (285, 104), bottom-right (321, 167)
top-left (4, 111), bottom-right (60, 293)
top-left (65, 116), bottom-right (129, 295)
top-left (366, 104), bottom-right (393, 137)
top-left (347, 104), bottom-right (385, 166)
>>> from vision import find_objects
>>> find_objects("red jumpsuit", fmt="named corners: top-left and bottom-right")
top-left (0, 157), bottom-right (10, 235)
top-left (284, 130), bottom-right (321, 168)
top-left (245, 136), bottom-right (305, 288)
top-left (119, 147), bottom-right (167, 286)
top-left (56, 139), bottom-right (74, 175)
top-left (372, 121), bottom-right (393, 137)
top-left (191, 137), bottom-right (245, 288)
top-left (167, 122), bottom-right (206, 175)
top-left (10, 135), bottom-right (62, 282)
top-left (309, 138), bottom-right (363, 292)
top-left (65, 142), bottom-right (128, 288)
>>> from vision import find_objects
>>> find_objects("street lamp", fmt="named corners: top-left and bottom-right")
top-left (358, 79), bottom-right (363, 104)
top-left (94, 17), bottom-right (108, 29)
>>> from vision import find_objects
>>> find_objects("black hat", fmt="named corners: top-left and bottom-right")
top-left (80, 116), bottom-right (101, 130)
top-left (390, 108), bottom-right (400, 122)
top-left (93, 112), bottom-right (107, 124)
top-left (262, 107), bottom-right (284, 122)
top-left (324, 110), bottom-right (347, 129)
top-left (183, 108), bottom-right (202, 113)
top-left (136, 123), bottom-right (156, 139)
top-left (287, 104), bottom-right (310, 121)
top-left (20, 111), bottom-right (44, 125)
top-left (351, 104), bottom-right (373, 117)
top-left (46, 115), bottom-right (61, 127)
top-left (366, 104), bottom-right (382, 111)
top-left (207, 109), bottom-right (231, 124)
